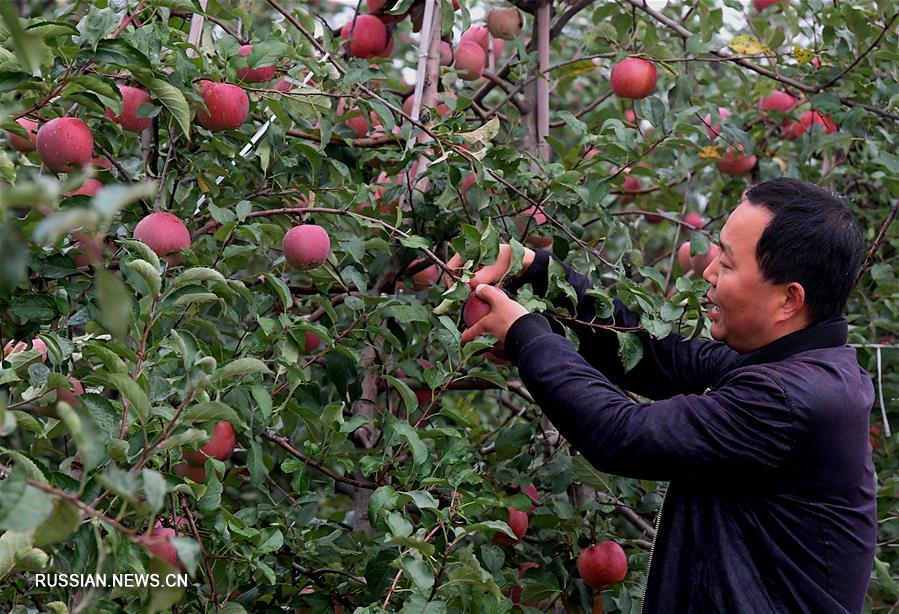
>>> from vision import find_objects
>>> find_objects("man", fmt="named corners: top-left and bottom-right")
top-left (452, 178), bottom-right (876, 613)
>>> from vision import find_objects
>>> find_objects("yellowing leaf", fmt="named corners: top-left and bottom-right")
top-left (699, 145), bottom-right (720, 159)
top-left (793, 45), bottom-right (815, 64)
top-left (197, 176), bottom-right (209, 193)
top-left (728, 34), bottom-right (770, 56)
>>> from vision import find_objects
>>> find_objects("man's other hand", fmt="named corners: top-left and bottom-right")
top-left (444, 244), bottom-right (536, 289)
top-left (459, 284), bottom-right (530, 348)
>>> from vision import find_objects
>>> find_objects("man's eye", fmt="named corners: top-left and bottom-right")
top-left (719, 261), bottom-right (730, 269)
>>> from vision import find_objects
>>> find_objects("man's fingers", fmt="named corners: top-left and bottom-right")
top-left (473, 283), bottom-right (506, 307)
top-left (443, 252), bottom-right (464, 287)
top-left (460, 321), bottom-right (485, 346)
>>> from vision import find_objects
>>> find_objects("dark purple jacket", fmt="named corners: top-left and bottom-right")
top-left (504, 250), bottom-right (877, 613)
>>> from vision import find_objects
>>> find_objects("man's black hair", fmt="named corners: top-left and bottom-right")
top-left (745, 178), bottom-right (865, 324)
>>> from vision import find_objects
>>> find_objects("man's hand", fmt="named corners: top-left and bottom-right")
top-left (459, 284), bottom-right (530, 348)
top-left (444, 244), bottom-right (536, 289)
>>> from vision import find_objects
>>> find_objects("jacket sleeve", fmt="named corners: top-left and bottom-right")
top-left (504, 316), bottom-right (795, 481)
top-left (504, 249), bottom-right (739, 399)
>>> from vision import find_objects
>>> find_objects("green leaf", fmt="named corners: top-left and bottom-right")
top-left (386, 414), bottom-right (427, 467)
top-left (142, 469), bottom-right (167, 513)
top-left (142, 78), bottom-right (191, 139)
top-left (0, 3), bottom-right (44, 75)
top-left (213, 358), bottom-right (271, 382)
top-left (0, 530), bottom-right (33, 581)
top-left (0, 465), bottom-right (53, 531)
top-left (95, 270), bottom-right (133, 341)
top-left (400, 555), bottom-right (434, 592)
top-left (93, 182), bottom-right (158, 218)
top-left (615, 331), bottom-right (643, 373)
top-left (384, 374), bottom-right (419, 413)
top-left (174, 292), bottom-right (218, 307)
top-left (171, 267), bottom-right (226, 290)
top-left (401, 490), bottom-right (440, 512)
top-left (170, 536), bottom-right (201, 575)
top-left (107, 374), bottom-right (151, 424)
top-left (120, 239), bottom-right (161, 269)
top-left (33, 499), bottom-right (81, 547)
top-left (127, 258), bottom-right (162, 296)
top-left (57, 403), bottom-right (106, 471)
top-left (262, 273), bottom-right (291, 312)
top-left (183, 401), bottom-right (241, 425)
top-left (0, 448), bottom-right (47, 483)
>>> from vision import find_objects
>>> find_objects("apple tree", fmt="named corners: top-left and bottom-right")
top-left (0, 0), bottom-right (897, 612)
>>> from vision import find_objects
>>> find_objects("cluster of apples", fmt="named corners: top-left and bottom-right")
top-left (703, 90), bottom-right (838, 177)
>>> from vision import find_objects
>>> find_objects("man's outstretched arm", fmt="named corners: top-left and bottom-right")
top-left (502, 310), bottom-right (793, 482)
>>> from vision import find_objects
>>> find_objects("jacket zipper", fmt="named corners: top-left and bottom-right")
top-left (638, 483), bottom-right (668, 614)
top-left (639, 386), bottom-right (711, 613)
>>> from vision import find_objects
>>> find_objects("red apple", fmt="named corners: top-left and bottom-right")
top-left (783, 110), bottom-right (837, 140)
top-left (65, 178), bottom-right (103, 197)
top-left (174, 462), bottom-right (206, 482)
top-left (758, 90), bottom-right (798, 115)
top-left (183, 421), bottom-right (236, 465)
top-left (438, 41), bottom-right (454, 66)
top-left (303, 331), bottom-right (322, 353)
top-left (5, 118), bottom-right (38, 151)
top-left (409, 258), bottom-right (440, 291)
top-left (463, 293), bottom-right (491, 327)
top-left (522, 483), bottom-right (538, 512)
top-left (753, 0), bottom-right (784, 10)
top-left (493, 507), bottom-right (528, 545)
top-left (72, 232), bottom-right (107, 267)
top-left (716, 150), bottom-right (758, 176)
top-left (35, 117), bottom-right (93, 173)
top-left (55, 377), bottom-right (84, 407)
top-left (577, 541), bottom-right (628, 590)
top-left (196, 81), bottom-right (249, 131)
top-left (610, 58), bottom-right (657, 100)
top-left (341, 15), bottom-right (389, 59)
top-left (703, 107), bottom-right (731, 140)
top-left (141, 524), bottom-right (181, 568)
top-left (91, 155), bottom-right (113, 171)
top-left (283, 224), bottom-right (330, 270)
top-left (133, 211), bottom-right (191, 263)
top-left (454, 41), bottom-right (487, 81)
top-left (487, 8), bottom-right (522, 40)
top-left (106, 85), bottom-right (154, 133)
top-left (460, 174), bottom-right (477, 203)
top-left (691, 244), bottom-right (720, 276)
top-left (236, 44), bottom-right (278, 83)
top-left (3, 338), bottom-right (47, 363)
top-left (511, 561), bottom-right (541, 606)
top-left (459, 25), bottom-right (504, 63)
top-left (682, 212), bottom-right (704, 229)
top-left (678, 241), bottom-right (693, 272)
top-left (397, 358), bottom-right (433, 405)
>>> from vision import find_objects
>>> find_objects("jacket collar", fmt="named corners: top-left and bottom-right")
top-left (733, 316), bottom-right (849, 369)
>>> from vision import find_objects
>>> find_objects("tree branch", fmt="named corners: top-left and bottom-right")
top-left (262, 432), bottom-right (379, 489)
top-left (856, 201), bottom-right (898, 286)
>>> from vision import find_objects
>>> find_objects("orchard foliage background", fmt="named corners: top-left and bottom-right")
top-left (0, 0), bottom-right (897, 611)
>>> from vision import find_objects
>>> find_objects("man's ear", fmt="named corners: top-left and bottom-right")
top-left (780, 282), bottom-right (806, 322)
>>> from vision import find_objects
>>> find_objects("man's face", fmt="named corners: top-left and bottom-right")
top-left (702, 201), bottom-right (793, 353)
